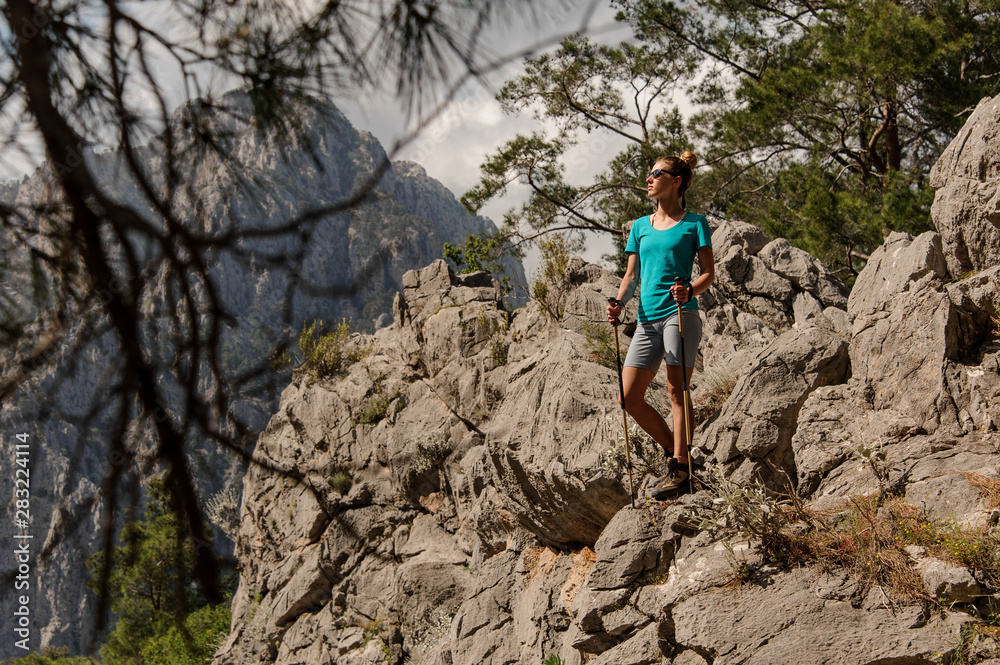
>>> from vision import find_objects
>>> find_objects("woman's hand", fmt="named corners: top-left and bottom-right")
top-left (670, 283), bottom-right (690, 304)
top-left (607, 299), bottom-right (622, 323)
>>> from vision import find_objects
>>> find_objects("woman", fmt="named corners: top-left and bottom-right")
top-left (606, 151), bottom-right (714, 499)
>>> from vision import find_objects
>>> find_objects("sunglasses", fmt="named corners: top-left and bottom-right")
top-left (646, 168), bottom-right (679, 180)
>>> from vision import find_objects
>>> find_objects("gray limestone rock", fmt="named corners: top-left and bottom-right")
top-left (586, 623), bottom-right (662, 665)
top-left (700, 325), bottom-right (850, 488)
top-left (670, 567), bottom-right (966, 665)
top-left (916, 557), bottom-right (983, 604)
top-left (758, 237), bottom-right (849, 310)
top-left (848, 231), bottom-right (982, 432)
top-left (930, 94), bottom-right (1000, 276)
top-left (472, 334), bottom-right (636, 549)
top-left (585, 508), bottom-right (675, 591)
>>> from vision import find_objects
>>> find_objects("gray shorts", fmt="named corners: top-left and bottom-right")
top-left (624, 311), bottom-right (702, 372)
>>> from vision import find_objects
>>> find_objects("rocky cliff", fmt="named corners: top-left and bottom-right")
top-left (214, 96), bottom-right (1000, 665)
top-left (0, 92), bottom-right (523, 657)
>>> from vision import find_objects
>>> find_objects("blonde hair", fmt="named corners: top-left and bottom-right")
top-left (653, 150), bottom-right (698, 210)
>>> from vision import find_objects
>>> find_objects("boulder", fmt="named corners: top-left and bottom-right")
top-left (699, 325), bottom-right (850, 488)
top-left (929, 94), bottom-right (1000, 276)
top-left (708, 218), bottom-right (850, 335)
top-left (758, 237), bottom-right (848, 310)
top-left (848, 232), bottom-right (980, 432)
top-left (670, 567), bottom-right (966, 665)
top-left (915, 557), bottom-right (983, 604)
top-left (473, 334), bottom-right (636, 549)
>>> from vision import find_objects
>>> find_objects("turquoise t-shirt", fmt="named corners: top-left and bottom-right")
top-left (625, 212), bottom-right (713, 322)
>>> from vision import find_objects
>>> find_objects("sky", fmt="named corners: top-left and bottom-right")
top-left (337, 0), bottom-right (638, 274)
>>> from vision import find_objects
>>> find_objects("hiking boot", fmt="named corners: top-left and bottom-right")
top-left (649, 461), bottom-right (690, 501)
top-left (647, 456), bottom-right (676, 487)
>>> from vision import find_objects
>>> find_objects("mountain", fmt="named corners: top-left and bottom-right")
top-left (211, 96), bottom-right (1000, 664)
top-left (0, 91), bottom-right (524, 657)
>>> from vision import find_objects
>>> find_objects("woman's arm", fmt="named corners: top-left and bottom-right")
top-left (607, 253), bottom-right (638, 322)
top-left (692, 245), bottom-right (715, 297)
top-left (670, 246), bottom-right (715, 304)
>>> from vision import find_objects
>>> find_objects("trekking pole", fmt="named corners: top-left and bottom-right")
top-left (608, 297), bottom-right (635, 508)
top-left (674, 278), bottom-right (695, 495)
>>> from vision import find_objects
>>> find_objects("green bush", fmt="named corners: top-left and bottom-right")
top-left (298, 319), bottom-right (371, 383)
top-left (137, 603), bottom-right (231, 665)
top-left (84, 476), bottom-right (238, 665)
top-left (581, 321), bottom-right (618, 371)
top-left (353, 368), bottom-right (401, 426)
top-left (329, 469), bottom-right (353, 495)
top-left (531, 234), bottom-right (571, 320)
top-left (355, 393), bottom-right (391, 425)
top-left (2, 647), bottom-right (99, 664)
top-left (477, 307), bottom-right (512, 367)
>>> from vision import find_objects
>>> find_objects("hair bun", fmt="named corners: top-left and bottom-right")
top-left (680, 150), bottom-right (698, 171)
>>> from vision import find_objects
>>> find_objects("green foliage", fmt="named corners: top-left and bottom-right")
top-left (894, 509), bottom-right (1000, 589)
top-left (86, 477), bottom-right (233, 665)
top-left (691, 464), bottom-right (806, 566)
top-left (354, 367), bottom-right (401, 426)
top-left (464, 36), bottom-right (695, 241)
top-left (355, 393), bottom-right (392, 426)
top-left (953, 623), bottom-right (1000, 665)
top-left (622, 0), bottom-right (997, 274)
top-left (2, 647), bottom-right (99, 665)
top-left (531, 234), bottom-right (572, 320)
top-left (723, 160), bottom-right (934, 277)
top-left (477, 306), bottom-right (514, 367)
top-left (297, 319), bottom-right (371, 384)
top-left (468, 1), bottom-right (1000, 277)
top-left (136, 602), bottom-right (231, 665)
top-left (542, 655), bottom-right (566, 665)
top-left (329, 469), bottom-right (353, 495)
top-left (442, 231), bottom-right (515, 293)
top-left (581, 321), bottom-right (618, 371)
top-left (601, 416), bottom-right (663, 478)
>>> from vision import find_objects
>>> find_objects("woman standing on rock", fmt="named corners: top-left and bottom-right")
top-left (606, 151), bottom-right (715, 499)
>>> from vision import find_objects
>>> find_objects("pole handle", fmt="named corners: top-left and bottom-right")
top-left (608, 297), bottom-right (622, 326)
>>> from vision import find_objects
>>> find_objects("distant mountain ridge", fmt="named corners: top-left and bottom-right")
top-left (0, 90), bottom-right (523, 657)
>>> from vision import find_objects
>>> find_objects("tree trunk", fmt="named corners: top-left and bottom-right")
top-left (884, 99), bottom-right (901, 172)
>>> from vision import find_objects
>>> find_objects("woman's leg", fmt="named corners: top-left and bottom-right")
top-left (664, 364), bottom-right (695, 465)
top-left (620, 365), bottom-right (673, 456)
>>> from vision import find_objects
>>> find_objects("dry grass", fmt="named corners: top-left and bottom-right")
top-left (989, 306), bottom-right (1000, 340)
top-left (694, 365), bottom-right (738, 419)
top-left (962, 471), bottom-right (1000, 510)
top-left (792, 495), bottom-right (1000, 600)
top-left (697, 468), bottom-right (1000, 604)
top-left (797, 496), bottom-right (926, 601)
